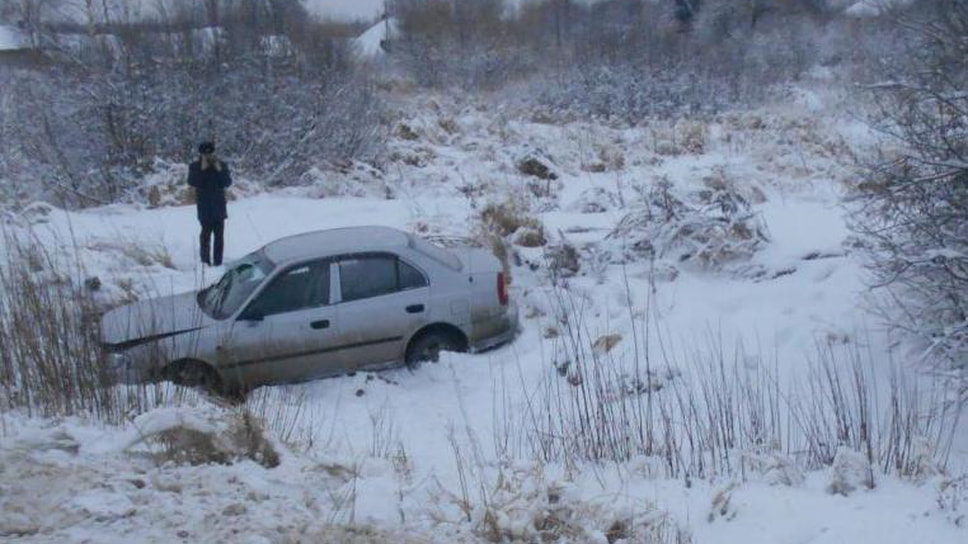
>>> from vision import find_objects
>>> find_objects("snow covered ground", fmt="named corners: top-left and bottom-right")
top-left (2, 82), bottom-right (966, 542)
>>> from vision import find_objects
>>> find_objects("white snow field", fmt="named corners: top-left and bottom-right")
top-left (1, 83), bottom-right (966, 543)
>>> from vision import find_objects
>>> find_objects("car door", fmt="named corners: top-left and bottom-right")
top-left (222, 259), bottom-right (345, 386)
top-left (334, 253), bottom-right (430, 370)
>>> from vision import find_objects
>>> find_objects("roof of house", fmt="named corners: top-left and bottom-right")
top-left (845, 0), bottom-right (915, 17)
top-left (352, 17), bottom-right (398, 57)
top-left (0, 25), bottom-right (28, 52)
top-left (262, 226), bottom-right (412, 264)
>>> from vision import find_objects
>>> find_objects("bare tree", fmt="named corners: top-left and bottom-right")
top-left (852, 0), bottom-right (968, 372)
top-left (1, 0), bottom-right (382, 204)
top-left (5, 0), bottom-right (64, 47)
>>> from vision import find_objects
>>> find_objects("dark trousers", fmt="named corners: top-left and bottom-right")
top-left (199, 220), bottom-right (224, 266)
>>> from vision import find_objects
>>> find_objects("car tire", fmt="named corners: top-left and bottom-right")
top-left (405, 330), bottom-right (464, 370)
top-left (162, 360), bottom-right (224, 395)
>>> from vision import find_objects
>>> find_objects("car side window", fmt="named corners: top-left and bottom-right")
top-left (398, 259), bottom-right (428, 290)
top-left (339, 256), bottom-right (397, 302)
top-left (248, 261), bottom-right (330, 317)
top-left (339, 255), bottom-right (428, 303)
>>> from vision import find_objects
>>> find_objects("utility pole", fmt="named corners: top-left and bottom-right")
top-left (384, 0), bottom-right (391, 52)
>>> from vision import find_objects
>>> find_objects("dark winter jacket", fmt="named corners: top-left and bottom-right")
top-left (188, 159), bottom-right (232, 223)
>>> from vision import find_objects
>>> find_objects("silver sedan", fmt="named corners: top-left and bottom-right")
top-left (101, 226), bottom-right (518, 392)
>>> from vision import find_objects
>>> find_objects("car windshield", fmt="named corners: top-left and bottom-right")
top-left (198, 252), bottom-right (274, 320)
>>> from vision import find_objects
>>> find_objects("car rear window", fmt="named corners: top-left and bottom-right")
top-left (339, 256), bottom-right (398, 302)
top-left (339, 255), bottom-right (429, 302)
top-left (409, 235), bottom-right (461, 270)
top-left (399, 259), bottom-right (428, 290)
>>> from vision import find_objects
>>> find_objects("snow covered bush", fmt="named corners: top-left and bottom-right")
top-left (435, 461), bottom-right (691, 544)
top-left (386, 0), bottom-right (830, 126)
top-left (607, 175), bottom-right (769, 272)
top-left (827, 447), bottom-right (875, 496)
top-left (534, 63), bottom-right (743, 124)
top-left (473, 197), bottom-right (547, 278)
top-left (741, 450), bottom-right (805, 487)
top-left (852, 0), bottom-right (968, 374)
top-left (0, 12), bottom-right (385, 207)
top-left (479, 198), bottom-right (543, 239)
top-left (390, 0), bottom-right (527, 90)
top-left (937, 475), bottom-right (968, 527)
top-left (126, 407), bottom-right (280, 468)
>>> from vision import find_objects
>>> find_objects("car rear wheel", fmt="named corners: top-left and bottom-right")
top-left (405, 330), bottom-right (465, 369)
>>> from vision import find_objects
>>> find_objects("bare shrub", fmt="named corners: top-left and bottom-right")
top-left (473, 197), bottom-right (545, 279)
top-left (227, 409), bottom-right (280, 468)
top-left (512, 226), bottom-right (547, 248)
top-left (88, 240), bottom-right (176, 270)
top-left (937, 474), bottom-right (968, 526)
top-left (511, 284), bottom-right (961, 481)
top-left (0, 229), bottom-right (178, 423)
top-left (150, 426), bottom-right (234, 466)
top-left (516, 156), bottom-right (557, 181)
top-left (676, 121), bottom-right (709, 154)
top-left (0, 228), bottom-right (116, 419)
top-left (243, 386), bottom-right (319, 451)
top-left (479, 198), bottom-right (542, 238)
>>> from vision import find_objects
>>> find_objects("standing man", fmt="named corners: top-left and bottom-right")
top-left (188, 141), bottom-right (232, 266)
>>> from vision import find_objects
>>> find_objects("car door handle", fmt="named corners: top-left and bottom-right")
top-left (310, 319), bottom-right (330, 330)
top-left (406, 304), bottom-right (425, 314)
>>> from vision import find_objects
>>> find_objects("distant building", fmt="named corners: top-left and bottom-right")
top-left (353, 17), bottom-right (399, 58)
top-left (843, 0), bottom-right (915, 18)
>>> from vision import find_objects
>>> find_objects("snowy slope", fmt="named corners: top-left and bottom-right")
top-left (2, 409), bottom-right (964, 542)
top-left (1, 80), bottom-right (966, 541)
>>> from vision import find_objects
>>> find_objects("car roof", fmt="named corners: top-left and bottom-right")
top-left (262, 226), bottom-right (413, 264)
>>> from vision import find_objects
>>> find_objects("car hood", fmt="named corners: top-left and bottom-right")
top-left (101, 292), bottom-right (214, 347)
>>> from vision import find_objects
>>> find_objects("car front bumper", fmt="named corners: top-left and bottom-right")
top-left (104, 348), bottom-right (154, 383)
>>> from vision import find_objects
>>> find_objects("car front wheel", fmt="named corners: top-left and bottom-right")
top-left (162, 360), bottom-right (224, 394)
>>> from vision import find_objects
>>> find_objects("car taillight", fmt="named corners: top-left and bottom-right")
top-left (497, 272), bottom-right (509, 306)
